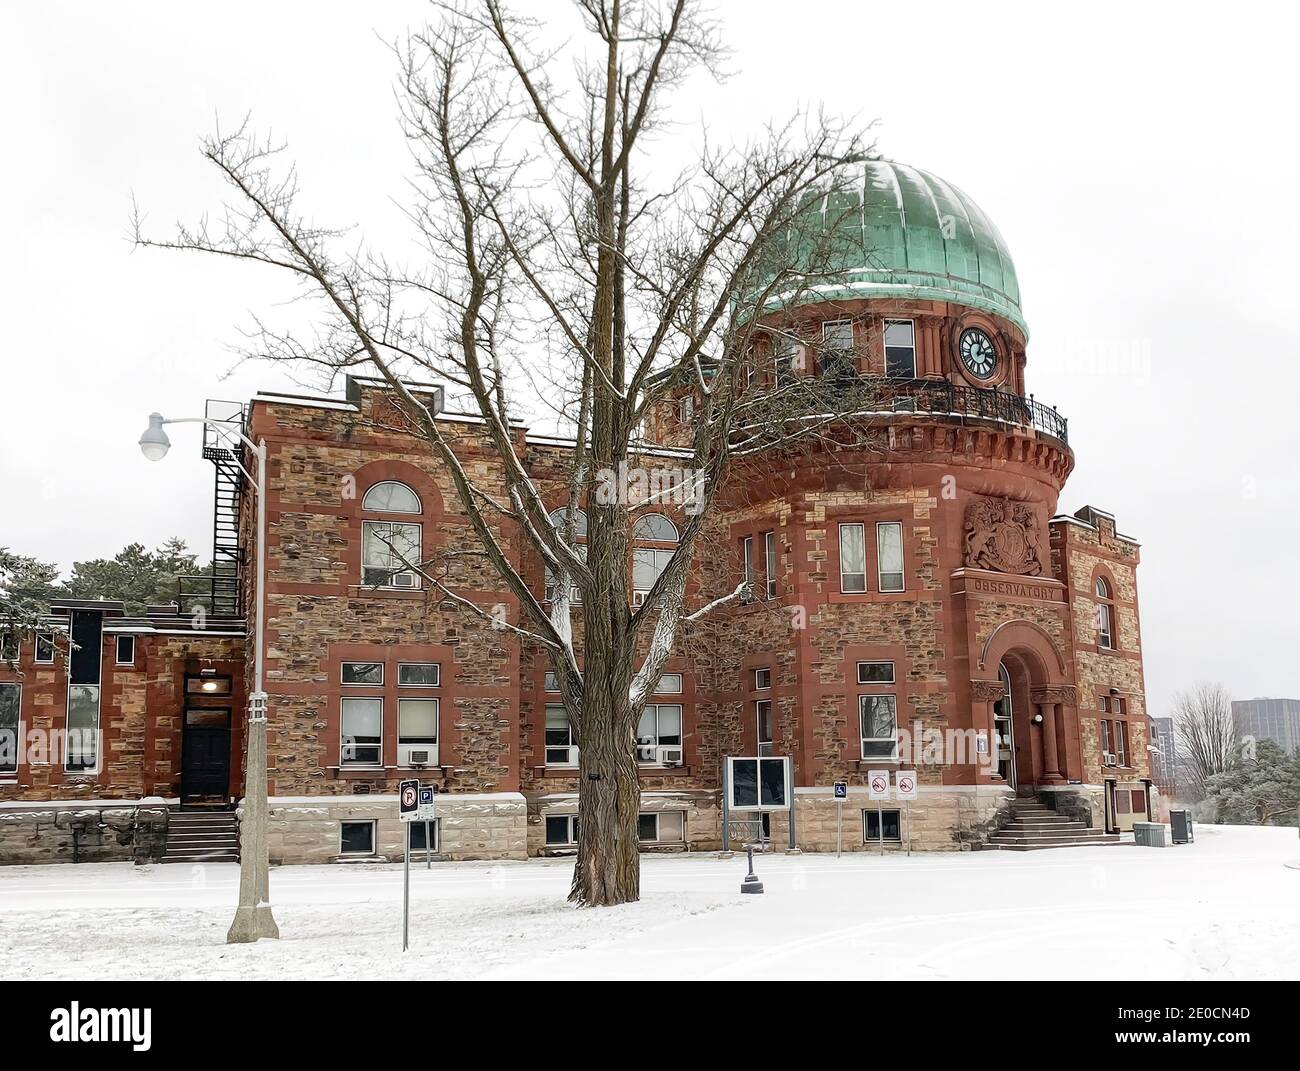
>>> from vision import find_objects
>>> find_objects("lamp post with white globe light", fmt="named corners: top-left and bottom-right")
top-left (138, 411), bottom-right (278, 943)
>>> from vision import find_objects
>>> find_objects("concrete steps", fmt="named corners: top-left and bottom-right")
top-left (982, 799), bottom-right (1121, 852)
top-left (163, 809), bottom-right (240, 864)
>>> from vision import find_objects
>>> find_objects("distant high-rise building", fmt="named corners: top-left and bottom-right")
top-left (1231, 698), bottom-right (1300, 755)
top-left (1147, 716), bottom-right (1177, 793)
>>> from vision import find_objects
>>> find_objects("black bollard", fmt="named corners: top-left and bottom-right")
top-left (740, 843), bottom-right (764, 894)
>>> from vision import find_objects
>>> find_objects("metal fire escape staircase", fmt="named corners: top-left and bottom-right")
top-left (175, 400), bottom-right (247, 618)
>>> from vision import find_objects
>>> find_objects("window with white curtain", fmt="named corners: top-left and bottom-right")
top-left (884, 319), bottom-right (916, 378)
top-left (341, 697), bottom-right (383, 766)
top-left (545, 704), bottom-right (577, 766)
top-left (398, 698), bottom-right (439, 763)
top-left (636, 704), bottom-right (682, 763)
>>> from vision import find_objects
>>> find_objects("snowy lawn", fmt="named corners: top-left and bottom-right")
top-left (1, 824), bottom-right (1297, 980)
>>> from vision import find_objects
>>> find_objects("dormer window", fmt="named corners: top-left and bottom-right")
top-left (361, 481), bottom-right (422, 589)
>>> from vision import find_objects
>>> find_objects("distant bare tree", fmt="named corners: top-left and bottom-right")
top-left (1172, 682), bottom-right (1238, 801)
top-left (135, 0), bottom-right (877, 906)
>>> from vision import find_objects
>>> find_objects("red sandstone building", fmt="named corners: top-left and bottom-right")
top-left (1, 160), bottom-right (1154, 864)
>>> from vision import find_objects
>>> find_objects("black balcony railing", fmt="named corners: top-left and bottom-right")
top-left (881, 377), bottom-right (1068, 444)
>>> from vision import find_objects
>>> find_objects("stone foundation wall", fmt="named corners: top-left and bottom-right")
top-left (790, 786), bottom-right (1014, 852)
top-left (0, 797), bottom-right (169, 866)
top-left (263, 792), bottom-right (527, 864)
top-left (528, 791), bottom-right (720, 855)
top-left (1040, 784), bottom-right (1104, 829)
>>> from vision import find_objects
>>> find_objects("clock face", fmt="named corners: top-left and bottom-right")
top-left (959, 328), bottom-right (998, 379)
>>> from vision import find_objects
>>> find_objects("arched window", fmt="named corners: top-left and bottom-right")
top-left (1094, 576), bottom-right (1114, 649)
top-left (632, 514), bottom-right (679, 604)
top-left (362, 481), bottom-right (421, 513)
top-left (545, 508), bottom-right (586, 605)
top-left (361, 481), bottom-right (422, 588)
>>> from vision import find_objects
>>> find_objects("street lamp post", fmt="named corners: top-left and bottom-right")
top-left (139, 412), bottom-right (279, 943)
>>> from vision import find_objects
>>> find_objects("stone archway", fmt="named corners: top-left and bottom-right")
top-left (972, 620), bottom-right (1076, 788)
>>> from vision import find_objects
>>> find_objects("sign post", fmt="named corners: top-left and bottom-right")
top-left (833, 780), bottom-right (848, 858)
top-left (398, 779), bottom-right (420, 951)
top-left (418, 785), bottom-right (438, 870)
top-left (867, 769), bottom-right (889, 856)
top-left (895, 770), bottom-right (918, 856)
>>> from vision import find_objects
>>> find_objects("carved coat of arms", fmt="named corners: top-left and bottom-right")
top-left (964, 496), bottom-right (1043, 576)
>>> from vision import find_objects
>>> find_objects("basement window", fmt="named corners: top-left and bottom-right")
top-left (638, 811), bottom-right (685, 844)
top-left (408, 820), bottom-right (440, 853)
top-left (545, 815), bottom-right (579, 846)
top-left (340, 821), bottom-right (376, 856)
top-left (863, 809), bottom-right (901, 842)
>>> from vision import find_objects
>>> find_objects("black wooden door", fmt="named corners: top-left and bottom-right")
top-left (182, 709), bottom-right (231, 802)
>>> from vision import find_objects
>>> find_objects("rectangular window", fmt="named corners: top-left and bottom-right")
top-left (545, 703), bottom-right (577, 766)
top-left (341, 697), bottom-right (383, 767)
top-left (544, 670), bottom-right (559, 692)
top-left (633, 547), bottom-right (673, 597)
top-left (35, 633), bottom-right (55, 664)
top-left (1096, 603), bottom-right (1113, 649)
top-left (545, 545), bottom-right (585, 605)
top-left (1099, 695), bottom-right (1110, 713)
top-left (342, 661), bottom-right (383, 686)
top-left (398, 698), bottom-right (439, 765)
top-left (1130, 788), bottom-right (1147, 814)
top-left (763, 530), bottom-right (778, 599)
top-left (115, 635), bottom-right (135, 666)
top-left (775, 340), bottom-right (796, 385)
top-left (340, 821), bottom-right (376, 856)
top-left (398, 662), bottom-right (439, 687)
top-left (754, 667), bottom-right (772, 690)
top-left (859, 694), bottom-right (898, 760)
top-left (545, 814), bottom-right (579, 846)
top-left (0, 683), bottom-right (19, 776)
top-left (655, 673), bottom-right (683, 695)
top-left (857, 661), bottom-right (895, 685)
top-left (0, 633), bottom-right (17, 662)
top-left (1115, 721), bottom-right (1129, 767)
top-left (408, 819), bottom-right (440, 853)
top-left (756, 699), bottom-right (774, 757)
top-left (876, 522), bottom-right (904, 592)
top-left (638, 811), bottom-right (686, 844)
top-left (362, 520), bottom-right (422, 588)
top-left (863, 808), bottom-right (902, 842)
top-left (1101, 719), bottom-right (1114, 763)
top-left (636, 704), bottom-right (683, 763)
top-left (883, 319), bottom-right (916, 379)
top-left (839, 523), bottom-right (867, 593)
top-left (742, 534), bottom-right (755, 594)
top-left (820, 320), bottom-right (856, 382)
top-left (65, 684), bottom-right (100, 771)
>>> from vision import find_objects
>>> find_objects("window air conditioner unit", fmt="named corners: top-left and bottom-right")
top-left (657, 746), bottom-right (684, 767)
top-left (632, 589), bottom-right (649, 607)
top-left (390, 571), bottom-right (417, 589)
top-left (1103, 752), bottom-right (1116, 766)
top-left (401, 746), bottom-right (434, 767)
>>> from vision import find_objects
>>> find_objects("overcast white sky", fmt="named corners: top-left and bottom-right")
top-left (3, 1), bottom-right (1298, 717)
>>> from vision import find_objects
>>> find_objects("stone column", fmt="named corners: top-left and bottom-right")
top-left (1031, 687), bottom-right (1077, 785)
top-left (1038, 702), bottom-right (1062, 781)
top-left (970, 679), bottom-right (1007, 783)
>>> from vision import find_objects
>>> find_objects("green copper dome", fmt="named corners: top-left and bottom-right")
top-left (771, 160), bottom-right (1026, 337)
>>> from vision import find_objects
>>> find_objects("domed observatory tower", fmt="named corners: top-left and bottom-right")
top-left (661, 160), bottom-right (1147, 849)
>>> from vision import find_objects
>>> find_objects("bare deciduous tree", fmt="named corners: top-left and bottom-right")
top-left (1172, 681), bottom-right (1238, 801)
top-left (135, 0), bottom-right (877, 905)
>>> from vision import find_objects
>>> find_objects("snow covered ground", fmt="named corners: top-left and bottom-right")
top-left (1, 824), bottom-right (1297, 980)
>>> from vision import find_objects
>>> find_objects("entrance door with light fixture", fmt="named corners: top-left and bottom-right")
top-left (182, 674), bottom-right (233, 806)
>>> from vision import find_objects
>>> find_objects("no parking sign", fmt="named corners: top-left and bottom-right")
top-left (867, 770), bottom-right (890, 800)
top-left (896, 771), bottom-right (918, 800)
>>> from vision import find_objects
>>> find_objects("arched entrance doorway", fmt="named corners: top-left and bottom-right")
top-left (976, 620), bottom-right (1075, 790)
